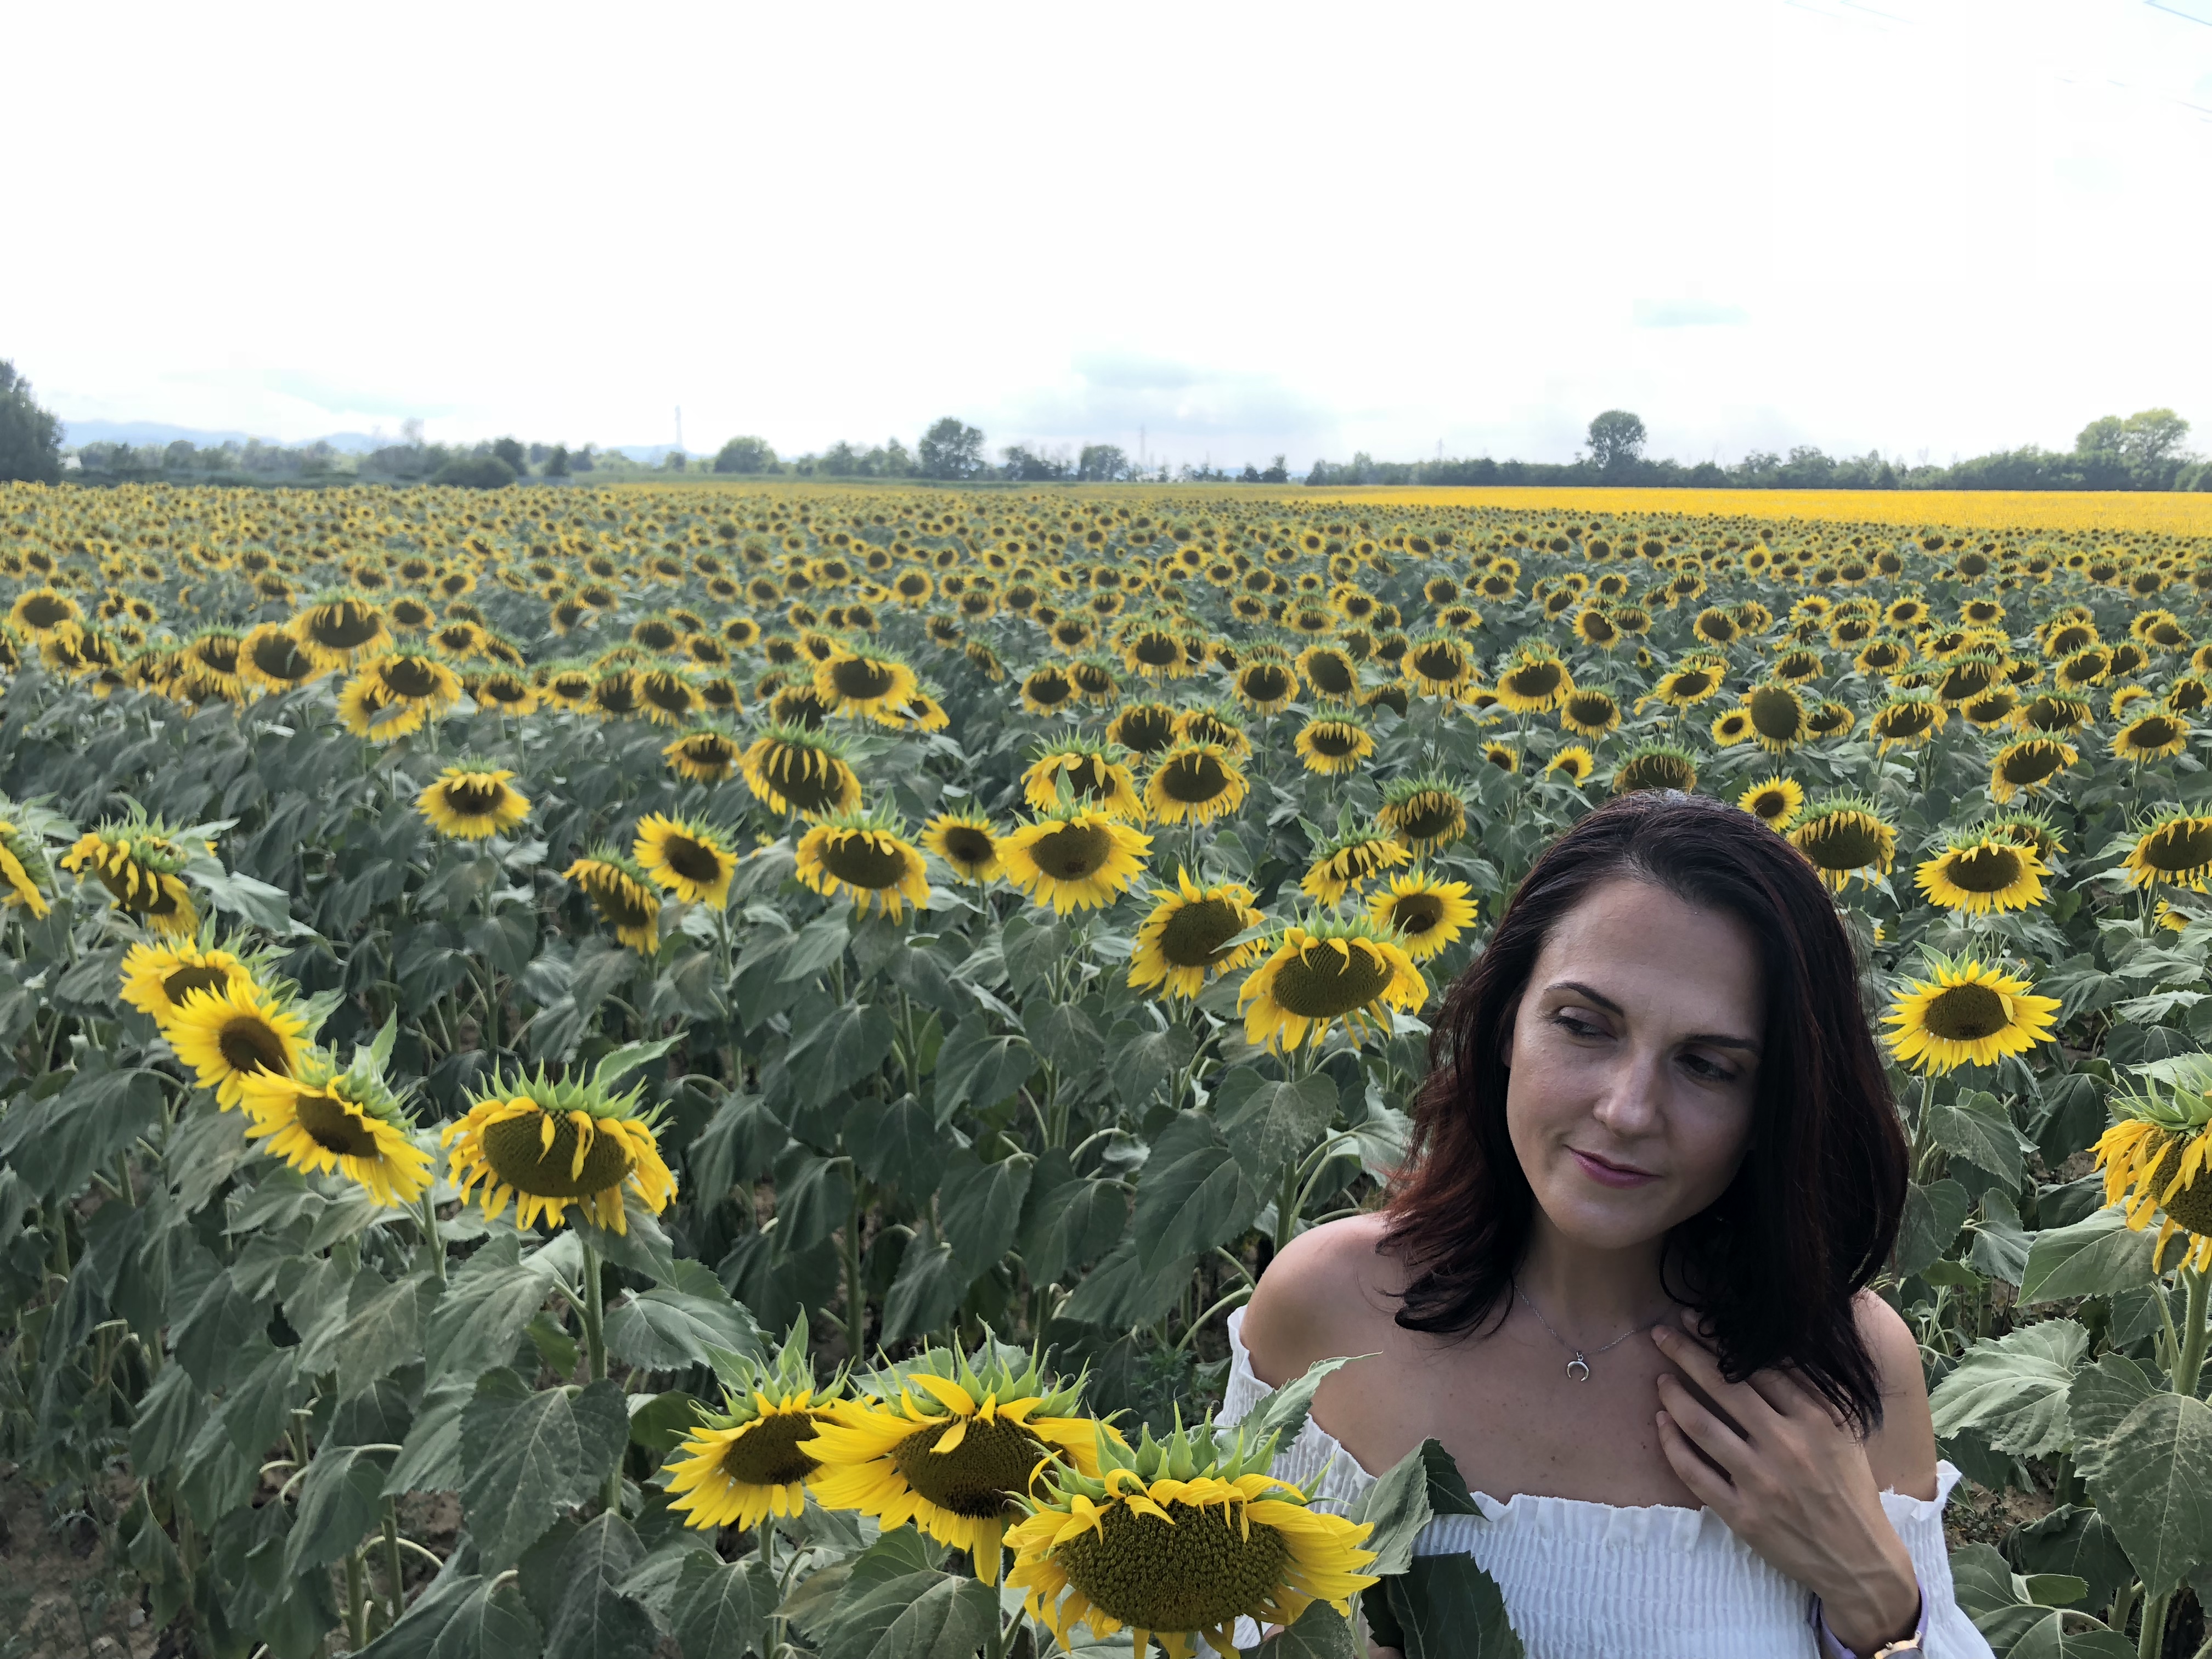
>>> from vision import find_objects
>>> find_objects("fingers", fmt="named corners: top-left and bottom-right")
top-left (1654, 1409), bottom-right (1737, 1513)
top-left (1651, 1367), bottom-right (1752, 1479)
top-left (1653, 1321), bottom-right (1795, 1427)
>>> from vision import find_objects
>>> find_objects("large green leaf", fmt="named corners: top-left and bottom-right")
top-left (1132, 1110), bottom-right (1261, 1275)
top-left (604, 1258), bottom-right (762, 1370)
top-left (337, 1272), bottom-right (435, 1400)
top-left (2007, 1615), bottom-right (2135, 1659)
top-left (810, 1569), bottom-right (998, 1659)
top-left (785, 1002), bottom-right (898, 1106)
top-left (1894, 1178), bottom-right (1971, 1277)
top-left (937, 1150), bottom-right (1032, 1273)
top-left (356, 1569), bottom-right (541, 1659)
top-left (458, 1372), bottom-right (630, 1571)
top-left (386, 1380), bottom-right (474, 1497)
top-left (2079, 1390), bottom-right (2212, 1599)
top-left (670, 1553), bottom-right (775, 1659)
top-left (284, 1446), bottom-right (393, 1575)
top-left (1356, 1438), bottom-right (1483, 1576)
top-left (932, 1020), bottom-right (1036, 1114)
top-left (1217, 1071), bottom-right (1339, 1183)
top-left (2018, 1207), bottom-right (2157, 1305)
top-left (426, 1232), bottom-right (574, 1385)
top-left (2008, 1506), bottom-right (2134, 1625)
top-left (1927, 1319), bottom-right (2086, 1458)
top-left (1384, 1555), bottom-right (1523, 1659)
top-left (1107, 1022), bottom-right (1196, 1111)
top-left (880, 1234), bottom-right (969, 1345)
top-left (543, 1513), bottom-right (656, 1659)
top-left (1926, 1091), bottom-right (2027, 1187)
top-left (2067, 1351), bottom-right (2157, 1459)
top-left (1242, 1599), bottom-right (1359, 1657)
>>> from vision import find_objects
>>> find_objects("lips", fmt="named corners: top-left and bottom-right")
top-left (1569, 1147), bottom-right (1660, 1188)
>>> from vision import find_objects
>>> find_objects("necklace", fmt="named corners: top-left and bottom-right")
top-left (1511, 1282), bottom-right (1672, 1382)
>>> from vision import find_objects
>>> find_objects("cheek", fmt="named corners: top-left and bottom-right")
top-left (1672, 1090), bottom-right (1757, 1191)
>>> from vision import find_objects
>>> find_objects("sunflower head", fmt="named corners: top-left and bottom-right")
top-left (1023, 739), bottom-right (1146, 820)
top-left (417, 761), bottom-right (531, 841)
top-left (1612, 743), bottom-right (1698, 797)
top-left (237, 1023), bottom-right (432, 1206)
top-left (663, 724), bottom-right (744, 783)
top-left (1128, 867), bottom-right (1267, 998)
top-left (1300, 826), bottom-right (1412, 906)
top-left (1882, 950), bottom-right (2059, 1075)
top-left (1378, 775), bottom-right (1468, 855)
top-left (634, 812), bottom-right (740, 908)
top-left (667, 1314), bottom-right (851, 1532)
top-left (0, 802), bottom-right (57, 918)
top-left (1367, 872), bottom-right (1478, 963)
top-left (1914, 831), bottom-right (2049, 915)
top-left (795, 810), bottom-right (932, 921)
top-left (1146, 742), bottom-right (1251, 826)
top-left (1788, 794), bottom-right (1898, 892)
top-left (1000, 805), bottom-right (1153, 915)
top-left (815, 646), bottom-right (921, 719)
top-left (1105, 701), bottom-right (1180, 757)
top-left (1981, 809), bottom-right (2066, 862)
top-left (1545, 744), bottom-right (1596, 786)
top-left (564, 846), bottom-right (663, 952)
top-left (1240, 913), bottom-right (1428, 1052)
top-left (2123, 810), bottom-right (2212, 892)
top-left (1736, 776), bottom-right (1804, 831)
top-left (119, 934), bottom-right (268, 1024)
top-left (740, 725), bottom-right (864, 819)
top-left (166, 973), bottom-right (318, 1109)
top-left (2097, 1057), bottom-right (2212, 1271)
top-left (442, 1056), bottom-right (676, 1234)
top-left (58, 811), bottom-right (203, 937)
top-left (923, 810), bottom-right (1004, 884)
top-left (2114, 712), bottom-right (2192, 764)
top-left (1492, 644), bottom-right (1573, 714)
top-left (1294, 716), bottom-right (1375, 776)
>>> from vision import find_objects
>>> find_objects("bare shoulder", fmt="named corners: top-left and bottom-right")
top-left (1241, 1213), bottom-right (1404, 1388)
top-left (1854, 1290), bottom-right (1938, 1500)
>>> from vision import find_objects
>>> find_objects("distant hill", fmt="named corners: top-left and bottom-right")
top-left (63, 421), bottom-right (388, 455)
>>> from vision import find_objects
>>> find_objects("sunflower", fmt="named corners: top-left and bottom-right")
top-left (1128, 868), bottom-right (1267, 997)
top-left (2122, 811), bottom-right (2212, 891)
top-left (59, 819), bottom-right (200, 938)
top-left (1709, 708), bottom-right (1754, 747)
top-left (336, 674), bottom-right (427, 741)
top-left (1001, 806), bottom-right (1152, 914)
top-left (1105, 702), bottom-right (1180, 757)
top-left (1367, 872), bottom-right (1478, 962)
top-left (2014, 693), bottom-right (2094, 734)
top-left (1146, 743), bottom-right (1250, 826)
top-left (794, 812), bottom-right (932, 921)
top-left (1612, 743), bottom-right (1698, 795)
top-left (1378, 777), bottom-right (1467, 855)
top-left (814, 647), bottom-right (920, 720)
top-left (119, 938), bottom-right (252, 1024)
top-left (1295, 644), bottom-right (1361, 702)
top-left (237, 1040), bottom-right (432, 1206)
top-left (1020, 664), bottom-right (1081, 715)
top-left (166, 978), bottom-right (314, 1109)
top-left (667, 1318), bottom-right (847, 1531)
top-left (1293, 717), bottom-right (1374, 776)
top-left (740, 727), bottom-right (863, 819)
top-left (361, 651), bottom-right (464, 723)
top-left (1008, 1417), bottom-right (1378, 1659)
top-left (416, 764), bottom-right (530, 841)
top-left (1023, 742), bottom-right (1146, 820)
top-left (1546, 745), bottom-right (1596, 786)
top-left (1233, 657), bottom-right (1300, 714)
top-left (1882, 954), bottom-right (2059, 1074)
top-left (1736, 776), bottom-right (1804, 831)
top-left (236, 622), bottom-right (324, 695)
top-left (1988, 738), bottom-right (2078, 804)
top-left (634, 814), bottom-right (739, 908)
top-left (663, 726), bottom-right (743, 784)
top-left (1982, 809), bottom-right (2066, 862)
top-left (1300, 828), bottom-right (1411, 906)
top-left (9, 588), bottom-right (80, 640)
top-left (2114, 712), bottom-right (2191, 763)
top-left (292, 596), bottom-right (391, 668)
top-left (1173, 704), bottom-right (1253, 759)
top-left (563, 848), bottom-right (662, 952)
top-left (1741, 683), bottom-right (1808, 753)
top-left (0, 815), bottom-right (52, 918)
top-left (1557, 687), bottom-right (1623, 740)
top-left (1870, 695), bottom-right (1947, 753)
top-left (1491, 648), bottom-right (1573, 714)
top-left (803, 1348), bottom-right (1109, 1584)
top-left (1400, 634), bottom-right (1475, 698)
top-left (1645, 664), bottom-right (1723, 709)
top-left (922, 811), bottom-right (1003, 884)
top-left (1240, 915), bottom-right (1428, 1052)
top-left (443, 1065), bottom-right (676, 1234)
top-left (1573, 607), bottom-right (1623, 651)
top-left (1914, 834), bottom-right (2049, 915)
top-left (2094, 1057), bottom-right (2212, 1272)
top-left (1788, 795), bottom-right (1897, 893)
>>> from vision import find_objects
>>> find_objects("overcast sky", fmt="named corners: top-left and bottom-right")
top-left (11, 0), bottom-right (2210, 471)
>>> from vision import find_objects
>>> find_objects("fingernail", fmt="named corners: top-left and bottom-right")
top-left (1650, 1326), bottom-right (1670, 1344)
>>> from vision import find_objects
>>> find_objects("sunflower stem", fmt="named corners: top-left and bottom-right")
top-left (416, 1193), bottom-right (445, 1284)
top-left (346, 1547), bottom-right (371, 1651)
top-left (2173, 1266), bottom-right (2209, 1397)
top-left (2138, 1588), bottom-right (2172, 1659)
top-left (381, 1498), bottom-right (407, 1628)
top-left (841, 1183), bottom-right (867, 1361)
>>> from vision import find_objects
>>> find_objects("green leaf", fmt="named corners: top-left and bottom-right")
top-left (2007, 1615), bottom-right (2135, 1659)
top-left (778, 915), bottom-right (851, 983)
top-left (2010, 1505), bottom-right (2133, 1622)
top-left (1132, 1110), bottom-right (1261, 1275)
top-left (459, 1372), bottom-right (631, 1571)
top-left (1240, 1353), bottom-right (1367, 1449)
top-left (937, 1151), bottom-right (1032, 1273)
top-left (1243, 1599), bottom-right (1359, 1658)
top-left (589, 1033), bottom-right (682, 1097)
top-left (785, 1003), bottom-right (896, 1105)
top-left (1927, 1319), bottom-right (2086, 1458)
top-left (628, 1391), bottom-right (708, 1454)
top-left (1968, 1189), bottom-right (2034, 1286)
top-left (284, 1447), bottom-right (393, 1575)
top-left (931, 1021), bottom-right (1036, 1114)
top-left (386, 1381), bottom-right (473, 1497)
top-left (338, 1272), bottom-right (434, 1400)
top-left (356, 1570), bottom-right (541, 1659)
top-left (1020, 1167), bottom-right (1130, 1286)
top-left (1926, 1092), bottom-right (2028, 1186)
top-left (1108, 1023), bottom-right (1195, 1111)
top-left (844, 1093), bottom-right (948, 1194)
top-left (426, 1233), bottom-right (569, 1385)
top-left (1032, 999), bottom-right (1103, 1076)
top-left (811, 1570), bottom-right (997, 1659)
top-left (544, 1513), bottom-right (656, 1659)
top-left (1356, 1438), bottom-right (1483, 1577)
top-left (672, 1553), bottom-right (774, 1659)
top-left (1384, 1555), bottom-right (1524, 1659)
top-left (1055, 1236), bottom-right (1194, 1329)
top-left (2079, 1390), bottom-right (2212, 1599)
top-left (1894, 1178), bottom-right (1971, 1277)
top-left (2068, 1351), bottom-right (2158, 1463)
top-left (605, 1259), bottom-right (763, 1370)
top-left (1217, 1071), bottom-right (1339, 1182)
top-left (879, 1235), bottom-right (969, 1346)
top-left (2019, 1207), bottom-right (2157, 1305)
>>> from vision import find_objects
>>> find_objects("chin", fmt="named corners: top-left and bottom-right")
top-left (1541, 1191), bottom-right (1680, 1251)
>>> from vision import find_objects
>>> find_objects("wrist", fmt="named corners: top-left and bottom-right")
top-left (1815, 1558), bottom-right (1922, 1657)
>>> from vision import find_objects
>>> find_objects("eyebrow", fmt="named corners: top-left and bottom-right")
top-left (1546, 980), bottom-right (1763, 1055)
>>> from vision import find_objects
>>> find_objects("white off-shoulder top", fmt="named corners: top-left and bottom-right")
top-left (1217, 1308), bottom-right (1994, 1658)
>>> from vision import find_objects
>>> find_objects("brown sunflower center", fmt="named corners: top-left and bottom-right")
top-left (681, 736), bottom-right (737, 766)
top-left (1668, 672), bottom-right (1714, 698)
top-left (1306, 723), bottom-right (1361, 758)
top-left (593, 677), bottom-right (639, 715)
top-left (936, 826), bottom-right (996, 869)
top-left (442, 778), bottom-right (508, 817)
top-left (217, 1014), bottom-right (291, 1079)
top-left (2150, 1137), bottom-right (2212, 1237)
top-left (481, 1109), bottom-right (636, 1199)
top-left (1920, 983), bottom-right (2008, 1042)
top-left (1877, 703), bottom-right (1937, 738)
top-left (1748, 687), bottom-right (1804, 741)
top-left (830, 658), bottom-right (900, 701)
top-left (1132, 634), bottom-right (1183, 667)
top-left (1565, 693), bottom-right (1616, 726)
top-left (584, 869), bottom-right (655, 929)
top-left (308, 604), bottom-right (383, 650)
top-left (1751, 790), bottom-right (1790, 820)
top-left (1304, 653), bottom-right (1356, 696)
top-left (251, 634), bottom-right (315, 681)
top-left (2140, 820), bottom-right (2212, 875)
top-left (1391, 794), bottom-right (1462, 843)
top-left (818, 832), bottom-right (913, 890)
top-left (1242, 665), bottom-right (1293, 702)
top-left (295, 1089), bottom-right (387, 1159)
top-left (1113, 709), bottom-right (1176, 753)
top-left (719, 1412), bottom-right (822, 1487)
top-left (19, 594), bottom-right (72, 629)
top-left (642, 675), bottom-right (695, 714)
top-left (2128, 717), bottom-right (2183, 751)
top-left (1616, 753), bottom-right (1696, 794)
top-left (1503, 662), bottom-right (1562, 699)
top-left (162, 963), bottom-right (234, 1007)
top-left (1029, 822), bottom-right (1115, 881)
top-left (1156, 752), bottom-right (1232, 804)
top-left (1797, 814), bottom-right (1884, 870)
top-left (1942, 845), bottom-right (2025, 894)
top-left (1385, 894), bottom-right (1447, 935)
top-left (379, 657), bottom-right (444, 700)
top-left (889, 1415), bottom-right (1044, 1518)
top-left (1939, 662), bottom-right (1997, 701)
top-left (1026, 672), bottom-right (1075, 708)
top-left (1409, 644), bottom-right (1464, 682)
top-left (2001, 744), bottom-right (2068, 785)
top-left (662, 833), bottom-right (726, 884)
top-left (1158, 897), bottom-right (1248, 968)
top-left (765, 748), bottom-right (852, 814)
top-left (1271, 940), bottom-right (1395, 1017)
top-left (1054, 1498), bottom-right (1293, 1633)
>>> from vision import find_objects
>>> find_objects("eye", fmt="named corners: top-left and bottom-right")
top-left (1679, 1050), bottom-right (1738, 1084)
top-left (1549, 1007), bottom-right (1608, 1040)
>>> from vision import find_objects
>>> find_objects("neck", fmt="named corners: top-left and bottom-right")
top-left (1515, 1212), bottom-right (1677, 1340)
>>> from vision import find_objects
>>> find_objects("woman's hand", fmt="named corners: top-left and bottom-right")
top-left (1650, 1320), bottom-right (1919, 1657)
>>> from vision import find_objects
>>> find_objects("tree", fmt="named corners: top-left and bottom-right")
top-left (1587, 410), bottom-right (1647, 470)
top-left (432, 453), bottom-right (517, 489)
top-left (1261, 454), bottom-right (1289, 484)
top-left (546, 444), bottom-right (571, 478)
top-left (918, 417), bottom-right (986, 480)
top-left (2076, 408), bottom-right (2192, 487)
top-left (490, 437), bottom-right (527, 475)
top-left (1001, 445), bottom-right (1068, 482)
top-left (0, 361), bottom-right (62, 484)
top-left (1075, 444), bottom-right (1129, 483)
top-left (713, 436), bottom-right (778, 475)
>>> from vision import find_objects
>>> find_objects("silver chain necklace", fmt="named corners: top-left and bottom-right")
top-left (1511, 1281), bottom-right (1672, 1382)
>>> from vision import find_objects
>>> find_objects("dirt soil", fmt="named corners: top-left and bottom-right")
top-left (0, 1465), bottom-right (159, 1659)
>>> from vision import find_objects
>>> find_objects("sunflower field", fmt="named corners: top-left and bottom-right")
top-left (6, 479), bottom-right (2212, 1658)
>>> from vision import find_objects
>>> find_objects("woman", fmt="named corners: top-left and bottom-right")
top-left (1231, 791), bottom-right (1989, 1658)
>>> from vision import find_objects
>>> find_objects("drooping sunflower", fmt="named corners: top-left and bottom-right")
top-left (336, 673), bottom-right (426, 741)
top-left (1988, 738), bottom-right (2078, 804)
top-left (59, 817), bottom-right (201, 938)
top-left (1293, 716), bottom-right (1374, 776)
top-left (1232, 656), bottom-right (1301, 714)
top-left (1105, 701), bottom-right (1180, 757)
top-left (1378, 777), bottom-right (1467, 855)
top-left (0, 813), bottom-right (53, 918)
top-left (119, 938), bottom-right (253, 1025)
top-left (9, 588), bottom-right (81, 640)
top-left (416, 764), bottom-right (531, 840)
top-left (237, 1035), bottom-right (432, 1206)
top-left (1128, 868), bottom-right (1267, 998)
top-left (2113, 712), bottom-right (2192, 764)
top-left (922, 811), bottom-right (1003, 885)
top-left (1736, 776), bottom-right (1804, 832)
top-left (166, 977), bottom-right (315, 1109)
top-left (1882, 954), bottom-right (2059, 1075)
top-left (443, 1062), bottom-right (676, 1234)
top-left (1491, 647), bottom-right (1573, 714)
top-left (1367, 872), bottom-right (1478, 962)
top-left (1008, 1417), bottom-right (1378, 1659)
top-left (794, 811), bottom-right (932, 921)
top-left (662, 725), bottom-right (743, 784)
top-left (634, 814), bottom-right (740, 908)
top-left (803, 1347), bottom-right (1110, 1584)
top-left (2122, 811), bottom-right (2212, 891)
top-left (2094, 1056), bottom-right (2212, 1272)
top-left (1400, 634), bottom-right (1475, 698)
top-left (1000, 806), bottom-right (1153, 914)
top-left (563, 847), bottom-right (662, 952)
top-left (358, 651), bottom-right (464, 725)
top-left (1788, 795), bottom-right (1897, 893)
top-left (1023, 742), bottom-right (1146, 820)
top-left (1914, 833), bottom-right (2049, 915)
top-left (1300, 827), bottom-right (1411, 906)
top-left (1021, 664), bottom-right (1081, 715)
top-left (1556, 687), bottom-right (1622, 740)
top-left (815, 647), bottom-right (920, 720)
top-left (1240, 915), bottom-right (1428, 1051)
top-left (1645, 663), bottom-right (1724, 710)
top-left (1295, 644), bottom-right (1362, 702)
top-left (1612, 743), bottom-right (1698, 795)
top-left (740, 726), bottom-right (864, 819)
top-left (1870, 695), bottom-right (1948, 754)
top-left (667, 1317), bottom-right (848, 1532)
top-left (1146, 742), bottom-right (1250, 826)
top-left (1546, 745), bottom-right (1596, 786)
top-left (1741, 682), bottom-right (1809, 753)
top-left (2013, 692), bottom-right (2095, 734)
top-left (1172, 704), bottom-right (1254, 759)
top-left (291, 594), bottom-right (391, 668)
top-left (236, 621), bottom-right (325, 695)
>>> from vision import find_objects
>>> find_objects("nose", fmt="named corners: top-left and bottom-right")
top-left (1589, 1042), bottom-right (1666, 1138)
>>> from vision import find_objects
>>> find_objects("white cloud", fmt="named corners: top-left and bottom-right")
top-left (5, 0), bottom-right (2208, 471)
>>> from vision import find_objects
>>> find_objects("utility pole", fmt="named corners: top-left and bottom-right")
top-left (1139, 426), bottom-right (1146, 472)
top-left (675, 407), bottom-right (684, 455)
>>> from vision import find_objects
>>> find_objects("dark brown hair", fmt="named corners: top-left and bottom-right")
top-left (1380, 790), bottom-right (1906, 1427)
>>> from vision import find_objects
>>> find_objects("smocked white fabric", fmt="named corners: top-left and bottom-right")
top-left (1217, 1308), bottom-right (1993, 1658)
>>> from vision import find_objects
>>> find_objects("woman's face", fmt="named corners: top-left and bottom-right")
top-left (1504, 877), bottom-right (1764, 1252)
